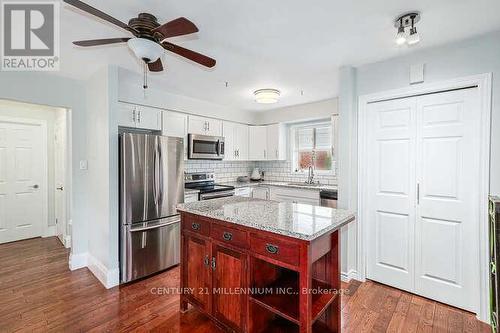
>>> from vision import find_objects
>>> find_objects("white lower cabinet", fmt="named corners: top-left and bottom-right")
top-left (251, 186), bottom-right (270, 200)
top-left (184, 192), bottom-right (199, 203)
top-left (269, 187), bottom-right (320, 205)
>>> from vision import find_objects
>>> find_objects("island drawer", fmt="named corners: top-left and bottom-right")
top-left (211, 224), bottom-right (248, 248)
top-left (249, 233), bottom-right (299, 266)
top-left (182, 214), bottom-right (210, 236)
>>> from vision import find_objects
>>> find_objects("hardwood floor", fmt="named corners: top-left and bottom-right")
top-left (0, 237), bottom-right (491, 332)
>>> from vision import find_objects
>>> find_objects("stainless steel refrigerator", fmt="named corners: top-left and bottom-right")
top-left (119, 133), bottom-right (184, 283)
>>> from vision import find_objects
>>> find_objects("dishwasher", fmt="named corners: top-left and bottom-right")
top-left (320, 190), bottom-right (337, 208)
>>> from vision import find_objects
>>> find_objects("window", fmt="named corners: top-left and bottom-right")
top-left (291, 121), bottom-right (335, 174)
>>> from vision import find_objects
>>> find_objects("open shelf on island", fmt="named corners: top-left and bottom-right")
top-left (249, 257), bottom-right (338, 325)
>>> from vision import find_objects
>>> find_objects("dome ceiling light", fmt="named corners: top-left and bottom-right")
top-left (254, 89), bottom-right (280, 104)
top-left (394, 12), bottom-right (421, 46)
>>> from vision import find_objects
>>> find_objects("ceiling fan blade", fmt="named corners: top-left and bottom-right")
top-left (63, 0), bottom-right (137, 35)
top-left (148, 58), bottom-right (164, 72)
top-left (161, 41), bottom-right (216, 68)
top-left (153, 17), bottom-right (199, 38)
top-left (73, 37), bottom-right (130, 47)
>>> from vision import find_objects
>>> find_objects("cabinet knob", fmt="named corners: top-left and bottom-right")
top-left (191, 222), bottom-right (200, 231)
top-left (265, 243), bottom-right (279, 254)
top-left (222, 232), bottom-right (233, 241)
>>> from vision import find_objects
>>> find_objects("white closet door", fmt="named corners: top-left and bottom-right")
top-left (414, 88), bottom-right (480, 311)
top-left (0, 122), bottom-right (45, 244)
top-left (366, 97), bottom-right (417, 292)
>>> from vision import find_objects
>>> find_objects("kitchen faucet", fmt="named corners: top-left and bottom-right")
top-left (305, 165), bottom-right (315, 184)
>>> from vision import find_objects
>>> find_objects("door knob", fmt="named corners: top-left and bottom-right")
top-left (31, 184), bottom-right (39, 189)
top-left (56, 186), bottom-right (64, 191)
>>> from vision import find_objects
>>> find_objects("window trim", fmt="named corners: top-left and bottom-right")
top-left (290, 120), bottom-right (336, 176)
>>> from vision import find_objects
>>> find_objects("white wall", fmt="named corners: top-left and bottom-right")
top-left (117, 68), bottom-right (257, 124)
top-left (0, 72), bottom-right (88, 258)
top-left (338, 30), bottom-right (500, 281)
top-left (254, 98), bottom-right (338, 125)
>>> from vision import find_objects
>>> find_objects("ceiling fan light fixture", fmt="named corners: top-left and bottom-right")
top-left (254, 89), bottom-right (280, 104)
top-left (127, 38), bottom-right (164, 63)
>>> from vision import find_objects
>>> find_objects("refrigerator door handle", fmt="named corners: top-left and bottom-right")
top-left (130, 218), bottom-right (180, 233)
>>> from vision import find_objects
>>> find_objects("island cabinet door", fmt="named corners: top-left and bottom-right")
top-left (211, 242), bottom-right (247, 332)
top-left (183, 234), bottom-right (211, 312)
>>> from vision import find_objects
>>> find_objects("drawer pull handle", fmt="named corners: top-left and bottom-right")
top-left (222, 232), bottom-right (233, 241)
top-left (265, 243), bottom-right (279, 254)
top-left (191, 222), bottom-right (200, 231)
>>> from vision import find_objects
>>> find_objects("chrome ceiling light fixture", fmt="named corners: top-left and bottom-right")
top-left (394, 12), bottom-right (421, 46)
top-left (254, 89), bottom-right (280, 104)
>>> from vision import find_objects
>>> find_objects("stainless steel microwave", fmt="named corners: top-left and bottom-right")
top-left (188, 134), bottom-right (225, 160)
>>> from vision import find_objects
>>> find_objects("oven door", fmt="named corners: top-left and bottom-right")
top-left (188, 134), bottom-right (225, 160)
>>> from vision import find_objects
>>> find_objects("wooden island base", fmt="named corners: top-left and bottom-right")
top-left (180, 212), bottom-right (343, 333)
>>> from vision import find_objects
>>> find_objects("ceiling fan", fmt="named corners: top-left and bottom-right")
top-left (63, 0), bottom-right (216, 73)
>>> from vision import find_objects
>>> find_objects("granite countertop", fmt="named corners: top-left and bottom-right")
top-left (221, 180), bottom-right (338, 192)
top-left (185, 188), bottom-right (200, 194)
top-left (177, 196), bottom-right (354, 241)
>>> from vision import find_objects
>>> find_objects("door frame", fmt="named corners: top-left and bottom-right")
top-left (357, 73), bottom-right (492, 322)
top-left (0, 116), bottom-right (49, 239)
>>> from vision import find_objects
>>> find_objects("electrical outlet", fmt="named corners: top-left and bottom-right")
top-left (79, 160), bottom-right (88, 170)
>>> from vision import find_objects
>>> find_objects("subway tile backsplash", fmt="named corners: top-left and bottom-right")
top-left (184, 160), bottom-right (256, 183)
top-left (185, 159), bottom-right (337, 185)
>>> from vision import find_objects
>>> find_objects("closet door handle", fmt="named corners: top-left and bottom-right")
top-left (417, 183), bottom-right (420, 205)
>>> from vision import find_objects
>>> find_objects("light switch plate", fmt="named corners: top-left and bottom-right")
top-left (79, 160), bottom-right (88, 170)
top-left (410, 63), bottom-right (425, 84)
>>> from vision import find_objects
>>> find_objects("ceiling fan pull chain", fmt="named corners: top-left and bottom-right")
top-left (143, 62), bottom-right (148, 96)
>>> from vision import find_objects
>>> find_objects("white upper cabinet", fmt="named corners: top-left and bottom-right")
top-left (235, 123), bottom-right (249, 160)
top-left (267, 123), bottom-right (286, 160)
top-left (162, 111), bottom-right (188, 138)
top-left (223, 121), bottom-right (236, 161)
top-left (116, 103), bottom-right (161, 130)
top-left (223, 121), bottom-right (249, 161)
top-left (248, 124), bottom-right (286, 161)
top-left (248, 126), bottom-right (268, 160)
top-left (162, 111), bottom-right (188, 159)
top-left (188, 115), bottom-right (222, 136)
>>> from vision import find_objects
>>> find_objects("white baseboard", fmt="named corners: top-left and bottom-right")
top-left (69, 252), bottom-right (88, 270)
top-left (64, 235), bottom-right (71, 248)
top-left (87, 254), bottom-right (119, 289)
top-left (43, 225), bottom-right (56, 237)
top-left (341, 269), bottom-right (360, 283)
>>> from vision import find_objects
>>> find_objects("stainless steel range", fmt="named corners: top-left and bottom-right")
top-left (185, 172), bottom-right (235, 200)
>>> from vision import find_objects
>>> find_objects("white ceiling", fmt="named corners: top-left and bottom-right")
top-left (60, 0), bottom-right (500, 111)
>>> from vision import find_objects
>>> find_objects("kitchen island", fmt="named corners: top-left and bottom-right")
top-left (177, 196), bottom-right (355, 333)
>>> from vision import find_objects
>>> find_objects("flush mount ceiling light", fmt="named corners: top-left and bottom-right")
top-left (127, 38), bottom-right (164, 63)
top-left (254, 89), bottom-right (280, 104)
top-left (394, 12), bottom-right (421, 46)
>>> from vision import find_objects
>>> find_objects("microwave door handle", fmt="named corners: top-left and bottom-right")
top-left (216, 140), bottom-right (220, 155)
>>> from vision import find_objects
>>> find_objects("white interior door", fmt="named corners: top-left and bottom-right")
top-left (0, 120), bottom-right (45, 244)
top-left (414, 89), bottom-right (480, 311)
top-left (366, 87), bottom-right (481, 312)
top-left (54, 113), bottom-right (67, 246)
top-left (366, 97), bottom-right (417, 292)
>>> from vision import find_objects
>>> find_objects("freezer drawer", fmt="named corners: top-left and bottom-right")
top-left (121, 216), bottom-right (180, 283)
